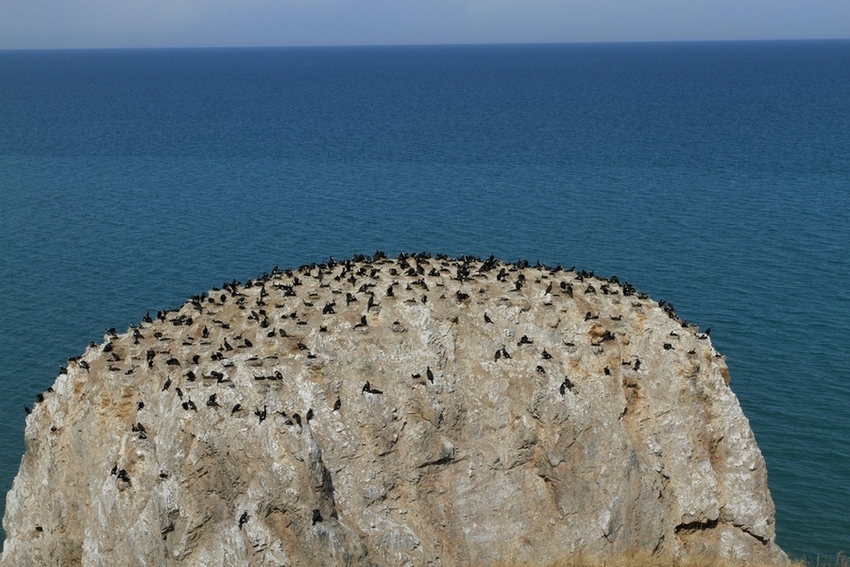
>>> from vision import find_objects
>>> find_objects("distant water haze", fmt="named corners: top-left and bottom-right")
top-left (0, 41), bottom-right (848, 560)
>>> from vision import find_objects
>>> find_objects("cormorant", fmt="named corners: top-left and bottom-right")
top-left (312, 509), bottom-right (323, 525)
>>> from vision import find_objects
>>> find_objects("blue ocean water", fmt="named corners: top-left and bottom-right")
top-left (1, 41), bottom-right (848, 559)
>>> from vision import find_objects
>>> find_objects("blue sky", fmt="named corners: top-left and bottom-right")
top-left (2, 0), bottom-right (849, 49)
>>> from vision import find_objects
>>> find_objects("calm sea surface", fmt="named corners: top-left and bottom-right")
top-left (1, 41), bottom-right (848, 559)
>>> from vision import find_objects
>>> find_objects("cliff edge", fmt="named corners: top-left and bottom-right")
top-left (2, 254), bottom-right (788, 566)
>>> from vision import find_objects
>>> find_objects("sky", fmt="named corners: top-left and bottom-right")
top-left (1, 0), bottom-right (849, 50)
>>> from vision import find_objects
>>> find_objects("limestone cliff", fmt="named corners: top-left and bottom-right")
top-left (2, 254), bottom-right (788, 566)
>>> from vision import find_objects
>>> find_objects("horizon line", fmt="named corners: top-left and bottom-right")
top-left (2, 37), bottom-right (849, 54)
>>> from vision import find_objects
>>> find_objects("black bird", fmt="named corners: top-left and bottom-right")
top-left (293, 413), bottom-right (302, 426)
top-left (663, 343), bottom-right (673, 350)
top-left (312, 509), bottom-right (323, 525)
top-left (80, 360), bottom-right (90, 373)
top-left (231, 404), bottom-right (242, 414)
top-left (362, 381), bottom-right (372, 393)
top-left (634, 359), bottom-right (642, 371)
top-left (333, 398), bottom-right (341, 411)
top-left (536, 365), bottom-right (545, 373)
top-left (239, 511), bottom-right (249, 529)
top-left (604, 367), bottom-right (611, 376)
top-left (306, 408), bottom-right (314, 422)
top-left (426, 366), bottom-right (434, 383)
top-left (185, 399), bottom-right (197, 411)
top-left (484, 313), bottom-right (492, 324)
top-left (223, 338), bottom-right (233, 351)
top-left (206, 394), bottom-right (220, 407)
top-left (175, 387), bottom-right (183, 400)
top-left (24, 406), bottom-right (31, 415)
top-left (255, 406), bottom-right (267, 423)
top-left (354, 315), bottom-right (368, 328)
top-left (541, 350), bottom-right (552, 360)
top-left (111, 464), bottom-right (118, 476)
top-left (560, 377), bottom-right (574, 395)
top-left (518, 335), bottom-right (533, 345)
top-left (501, 346), bottom-right (511, 359)
top-left (494, 349), bottom-right (501, 362)
top-left (137, 401), bottom-right (145, 410)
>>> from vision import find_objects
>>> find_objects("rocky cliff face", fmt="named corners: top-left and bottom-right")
top-left (2, 254), bottom-right (787, 566)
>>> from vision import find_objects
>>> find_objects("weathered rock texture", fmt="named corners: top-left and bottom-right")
top-left (2, 254), bottom-right (787, 566)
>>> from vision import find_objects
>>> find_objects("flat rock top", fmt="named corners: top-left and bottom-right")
top-left (2, 254), bottom-right (787, 566)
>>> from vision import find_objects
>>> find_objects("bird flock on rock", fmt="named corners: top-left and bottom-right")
top-left (26, 251), bottom-right (715, 531)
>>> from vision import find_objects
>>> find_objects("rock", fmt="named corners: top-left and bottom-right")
top-left (1, 254), bottom-right (788, 566)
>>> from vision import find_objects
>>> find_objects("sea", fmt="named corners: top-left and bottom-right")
top-left (0, 41), bottom-right (848, 561)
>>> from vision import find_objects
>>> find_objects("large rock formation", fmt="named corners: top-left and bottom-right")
top-left (2, 254), bottom-right (787, 566)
